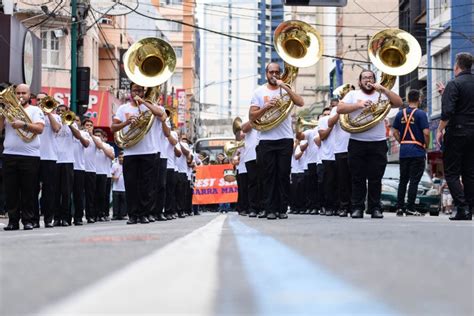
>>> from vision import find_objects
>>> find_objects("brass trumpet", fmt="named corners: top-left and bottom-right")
top-left (295, 116), bottom-right (318, 133)
top-left (39, 96), bottom-right (59, 113)
top-left (61, 110), bottom-right (76, 126)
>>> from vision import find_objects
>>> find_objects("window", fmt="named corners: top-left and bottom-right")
top-left (41, 30), bottom-right (60, 67)
top-left (433, 0), bottom-right (450, 19)
top-left (174, 47), bottom-right (183, 58)
top-left (170, 23), bottom-right (183, 32)
top-left (432, 48), bottom-right (450, 115)
top-left (170, 72), bottom-right (183, 88)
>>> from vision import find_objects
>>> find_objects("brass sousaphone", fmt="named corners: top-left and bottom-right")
top-left (340, 28), bottom-right (421, 133)
top-left (115, 37), bottom-right (176, 148)
top-left (251, 20), bottom-right (323, 131)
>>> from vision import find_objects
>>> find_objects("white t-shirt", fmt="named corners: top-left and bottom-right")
top-left (341, 90), bottom-right (389, 141)
top-left (250, 84), bottom-right (293, 141)
top-left (40, 114), bottom-right (60, 161)
top-left (237, 156), bottom-right (247, 174)
top-left (111, 162), bottom-right (125, 192)
top-left (3, 105), bottom-right (45, 157)
top-left (330, 106), bottom-right (351, 154)
top-left (243, 128), bottom-right (258, 163)
top-left (318, 116), bottom-right (335, 161)
top-left (291, 146), bottom-right (304, 174)
top-left (176, 142), bottom-right (189, 173)
top-left (84, 134), bottom-right (97, 173)
top-left (73, 130), bottom-right (89, 171)
top-left (56, 123), bottom-right (76, 163)
top-left (165, 130), bottom-right (178, 170)
top-left (303, 128), bottom-right (319, 164)
top-left (114, 102), bottom-right (157, 156)
top-left (95, 143), bottom-right (113, 175)
top-left (150, 106), bottom-right (165, 154)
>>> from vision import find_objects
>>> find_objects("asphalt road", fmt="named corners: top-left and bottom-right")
top-left (0, 212), bottom-right (472, 316)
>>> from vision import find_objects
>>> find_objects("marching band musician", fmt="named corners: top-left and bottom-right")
top-left (35, 92), bottom-right (61, 228)
top-left (176, 134), bottom-right (192, 218)
top-left (249, 63), bottom-right (305, 220)
top-left (150, 102), bottom-right (167, 222)
top-left (164, 126), bottom-right (180, 220)
top-left (337, 69), bottom-right (403, 219)
top-left (318, 107), bottom-right (338, 216)
top-left (71, 116), bottom-right (90, 225)
top-left (93, 129), bottom-right (114, 222)
top-left (1, 84), bottom-right (45, 231)
top-left (112, 83), bottom-right (164, 225)
top-left (111, 152), bottom-right (127, 220)
top-left (82, 119), bottom-right (98, 223)
top-left (239, 121), bottom-right (260, 218)
top-left (54, 105), bottom-right (88, 226)
top-left (235, 144), bottom-right (249, 217)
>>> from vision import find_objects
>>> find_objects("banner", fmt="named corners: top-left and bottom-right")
top-left (192, 164), bottom-right (238, 205)
top-left (176, 88), bottom-right (186, 127)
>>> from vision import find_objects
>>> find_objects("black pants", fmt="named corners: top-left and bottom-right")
top-left (176, 172), bottom-right (188, 213)
top-left (306, 163), bottom-right (319, 210)
top-left (245, 160), bottom-right (259, 212)
top-left (348, 139), bottom-right (388, 211)
top-left (55, 163), bottom-right (74, 221)
top-left (255, 145), bottom-right (265, 212)
top-left (443, 126), bottom-right (474, 208)
top-left (123, 154), bottom-right (155, 218)
top-left (237, 172), bottom-right (249, 213)
top-left (105, 177), bottom-right (112, 217)
top-left (187, 180), bottom-right (193, 213)
top-left (259, 139), bottom-right (293, 214)
top-left (113, 191), bottom-right (127, 218)
top-left (335, 152), bottom-right (352, 211)
top-left (73, 170), bottom-right (85, 221)
top-left (291, 173), bottom-right (305, 211)
top-left (397, 157), bottom-right (425, 210)
top-left (317, 163), bottom-right (325, 208)
top-left (95, 174), bottom-right (107, 218)
top-left (84, 171), bottom-right (96, 219)
top-left (165, 169), bottom-right (178, 215)
top-left (0, 165), bottom-right (4, 214)
top-left (36, 160), bottom-right (58, 223)
top-left (322, 160), bottom-right (338, 211)
top-left (152, 154), bottom-right (167, 216)
top-left (4, 155), bottom-right (40, 224)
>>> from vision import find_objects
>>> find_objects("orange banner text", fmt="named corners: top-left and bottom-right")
top-left (192, 164), bottom-right (238, 205)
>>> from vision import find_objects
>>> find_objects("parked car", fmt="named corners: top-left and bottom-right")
top-left (381, 163), bottom-right (441, 216)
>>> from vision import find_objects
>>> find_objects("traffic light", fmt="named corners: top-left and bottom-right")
top-left (284, 0), bottom-right (347, 6)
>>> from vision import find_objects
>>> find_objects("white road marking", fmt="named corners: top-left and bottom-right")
top-left (38, 214), bottom-right (227, 316)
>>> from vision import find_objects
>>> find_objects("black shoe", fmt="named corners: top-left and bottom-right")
top-left (87, 218), bottom-right (95, 224)
top-left (156, 214), bottom-right (168, 221)
top-left (127, 217), bottom-right (138, 224)
top-left (165, 214), bottom-right (174, 220)
top-left (193, 211), bottom-right (200, 216)
top-left (61, 220), bottom-right (69, 227)
top-left (23, 223), bottom-right (34, 230)
top-left (351, 209), bottom-right (364, 218)
top-left (371, 209), bottom-right (384, 219)
top-left (310, 209), bottom-right (318, 215)
top-left (239, 211), bottom-right (248, 216)
top-left (139, 216), bottom-right (150, 224)
top-left (178, 212), bottom-right (186, 218)
top-left (148, 215), bottom-right (156, 222)
top-left (449, 206), bottom-right (472, 221)
top-left (3, 223), bottom-right (20, 231)
top-left (45, 222), bottom-right (54, 228)
top-left (53, 219), bottom-right (61, 227)
top-left (33, 222), bottom-right (40, 229)
top-left (257, 211), bottom-right (267, 218)
top-left (74, 220), bottom-right (83, 226)
top-left (248, 211), bottom-right (257, 217)
top-left (318, 209), bottom-right (325, 215)
top-left (325, 209), bottom-right (334, 216)
top-left (267, 213), bottom-right (277, 220)
top-left (338, 209), bottom-right (348, 217)
top-left (278, 213), bottom-right (288, 219)
top-left (98, 217), bottom-right (106, 222)
top-left (396, 209), bottom-right (404, 216)
top-left (111, 216), bottom-right (118, 220)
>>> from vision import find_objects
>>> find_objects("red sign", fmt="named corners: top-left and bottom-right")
top-left (192, 164), bottom-right (238, 205)
top-left (42, 86), bottom-right (116, 128)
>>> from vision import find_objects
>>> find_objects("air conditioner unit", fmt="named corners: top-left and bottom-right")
top-left (99, 18), bottom-right (112, 25)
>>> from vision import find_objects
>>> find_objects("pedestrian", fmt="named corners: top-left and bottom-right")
top-left (436, 52), bottom-right (474, 221)
top-left (392, 89), bottom-right (430, 216)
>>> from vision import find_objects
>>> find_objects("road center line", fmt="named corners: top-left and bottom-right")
top-left (38, 214), bottom-right (226, 316)
top-left (229, 216), bottom-right (398, 316)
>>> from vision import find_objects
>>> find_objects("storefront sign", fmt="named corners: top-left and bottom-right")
top-left (192, 164), bottom-right (238, 205)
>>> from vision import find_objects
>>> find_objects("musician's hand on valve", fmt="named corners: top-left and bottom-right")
top-left (370, 83), bottom-right (385, 92)
top-left (11, 120), bottom-right (24, 129)
top-left (127, 115), bottom-right (138, 126)
top-left (356, 99), bottom-right (370, 109)
top-left (275, 79), bottom-right (285, 88)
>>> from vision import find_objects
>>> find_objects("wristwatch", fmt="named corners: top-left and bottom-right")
top-left (23, 123), bottom-right (28, 130)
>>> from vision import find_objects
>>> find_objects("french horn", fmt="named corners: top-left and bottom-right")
top-left (115, 37), bottom-right (176, 148)
top-left (340, 28), bottom-right (421, 133)
top-left (251, 20), bottom-right (323, 132)
top-left (0, 86), bottom-right (36, 142)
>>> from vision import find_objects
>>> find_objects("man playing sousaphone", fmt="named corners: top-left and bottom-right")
top-left (112, 82), bottom-right (166, 225)
top-left (0, 84), bottom-right (45, 230)
top-left (337, 69), bottom-right (402, 219)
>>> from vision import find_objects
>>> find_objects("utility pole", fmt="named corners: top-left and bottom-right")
top-left (70, 0), bottom-right (78, 113)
